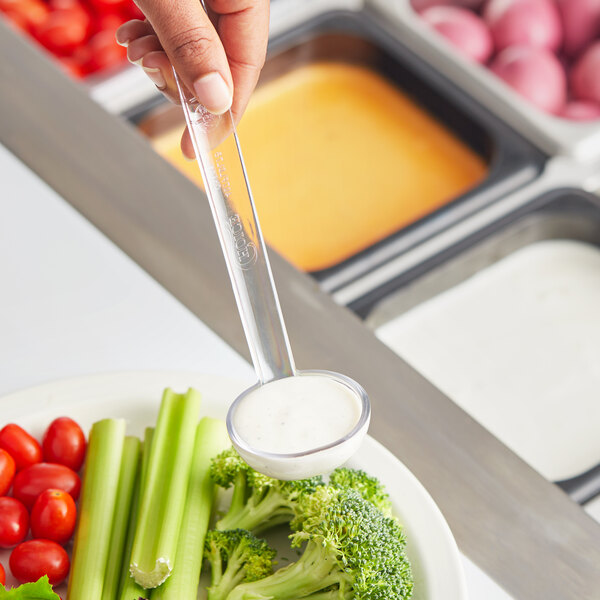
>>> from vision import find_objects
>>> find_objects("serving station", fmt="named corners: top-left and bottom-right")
top-left (1, 0), bottom-right (600, 597)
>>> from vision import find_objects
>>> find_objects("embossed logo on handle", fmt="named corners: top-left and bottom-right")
top-left (228, 214), bottom-right (257, 269)
top-left (214, 151), bottom-right (258, 270)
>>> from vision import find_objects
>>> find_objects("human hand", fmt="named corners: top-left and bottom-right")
top-left (116, 0), bottom-right (269, 156)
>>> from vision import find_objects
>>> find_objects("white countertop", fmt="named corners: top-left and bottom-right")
top-left (0, 141), bottom-right (523, 598)
top-left (0, 142), bottom-right (255, 396)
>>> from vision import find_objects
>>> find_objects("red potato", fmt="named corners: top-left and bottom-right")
top-left (483, 0), bottom-right (563, 53)
top-left (557, 0), bottom-right (600, 58)
top-left (421, 6), bottom-right (493, 63)
top-left (571, 42), bottom-right (600, 104)
top-left (561, 101), bottom-right (600, 120)
top-left (0, 562), bottom-right (4, 585)
top-left (411, 0), bottom-right (485, 12)
top-left (490, 45), bottom-right (567, 114)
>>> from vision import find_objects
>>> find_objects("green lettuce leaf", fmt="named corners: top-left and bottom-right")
top-left (0, 576), bottom-right (60, 600)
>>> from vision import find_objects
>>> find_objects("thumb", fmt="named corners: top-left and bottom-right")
top-left (135, 0), bottom-right (233, 114)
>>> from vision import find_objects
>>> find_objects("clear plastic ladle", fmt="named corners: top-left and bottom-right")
top-left (174, 72), bottom-right (370, 479)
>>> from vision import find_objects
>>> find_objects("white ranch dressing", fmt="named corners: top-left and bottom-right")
top-left (232, 374), bottom-right (362, 455)
top-left (376, 240), bottom-right (600, 481)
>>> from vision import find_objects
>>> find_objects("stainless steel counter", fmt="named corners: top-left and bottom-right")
top-left (1, 18), bottom-right (600, 599)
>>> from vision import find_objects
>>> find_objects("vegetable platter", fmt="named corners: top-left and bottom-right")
top-left (0, 371), bottom-right (466, 599)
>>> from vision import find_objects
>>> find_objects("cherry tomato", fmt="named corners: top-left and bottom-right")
top-left (9, 540), bottom-right (70, 586)
top-left (86, 29), bottom-right (127, 72)
top-left (1, 0), bottom-right (49, 31)
top-left (32, 7), bottom-right (91, 55)
top-left (87, 0), bottom-right (130, 14)
top-left (94, 12), bottom-right (126, 34)
top-left (49, 0), bottom-right (85, 8)
top-left (42, 417), bottom-right (86, 472)
top-left (31, 489), bottom-right (76, 545)
top-left (0, 561), bottom-right (4, 585)
top-left (0, 449), bottom-right (15, 496)
top-left (19, 0), bottom-right (48, 30)
top-left (0, 497), bottom-right (29, 548)
top-left (123, 2), bottom-right (144, 20)
top-left (57, 54), bottom-right (90, 78)
top-left (1, 9), bottom-right (30, 33)
top-left (0, 424), bottom-right (42, 471)
top-left (13, 463), bottom-right (80, 509)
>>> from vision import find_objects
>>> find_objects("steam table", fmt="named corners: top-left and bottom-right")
top-left (1, 18), bottom-right (600, 599)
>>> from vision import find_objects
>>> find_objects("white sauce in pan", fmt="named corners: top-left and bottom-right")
top-left (376, 240), bottom-right (600, 481)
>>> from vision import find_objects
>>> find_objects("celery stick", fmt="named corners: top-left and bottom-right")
top-left (151, 418), bottom-right (231, 600)
top-left (130, 389), bottom-right (202, 588)
top-left (67, 419), bottom-right (126, 600)
top-left (118, 428), bottom-right (154, 600)
top-left (139, 428), bottom-right (154, 491)
top-left (102, 436), bottom-right (141, 600)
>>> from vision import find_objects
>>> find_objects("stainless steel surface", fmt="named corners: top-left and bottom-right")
top-left (137, 12), bottom-right (544, 294)
top-left (335, 156), bottom-right (598, 310)
top-left (366, 189), bottom-right (600, 504)
top-left (88, 64), bottom-right (158, 116)
top-left (558, 463), bottom-right (600, 505)
top-left (366, 191), bottom-right (600, 327)
top-left (2, 19), bottom-right (600, 600)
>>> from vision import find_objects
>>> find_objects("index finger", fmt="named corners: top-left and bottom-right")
top-left (205, 0), bottom-right (270, 122)
top-left (135, 0), bottom-right (234, 114)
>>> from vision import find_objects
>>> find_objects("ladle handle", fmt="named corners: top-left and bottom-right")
top-left (174, 71), bottom-right (296, 384)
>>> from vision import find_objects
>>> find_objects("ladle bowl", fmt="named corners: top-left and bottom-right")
top-left (227, 370), bottom-right (370, 479)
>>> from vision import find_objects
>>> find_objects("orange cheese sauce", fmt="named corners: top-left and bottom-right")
top-left (152, 63), bottom-right (487, 272)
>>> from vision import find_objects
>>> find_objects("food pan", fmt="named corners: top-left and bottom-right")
top-left (371, 0), bottom-right (600, 161)
top-left (132, 9), bottom-right (544, 285)
top-left (364, 187), bottom-right (600, 501)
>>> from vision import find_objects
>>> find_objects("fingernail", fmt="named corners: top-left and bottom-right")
top-left (143, 66), bottom-right (166, 90)
top-left (116, 38), bottom-right (129, 48)
top-left (192, 72), bottom-right (232, 114)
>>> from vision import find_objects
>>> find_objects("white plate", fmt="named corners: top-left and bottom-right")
top-left (0, 371), bottom-right (467, 599)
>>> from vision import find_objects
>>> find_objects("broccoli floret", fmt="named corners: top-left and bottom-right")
top-left (210, 447), bottom-right (324, 533)
top-left (300, 591), bottom-right (353, 600)
top-left (226, 486), bottom-right (413, 600)
top-left (204, 529), bottom-right (276, 600)
top-left (329, 467), bottom-right (393, 517)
